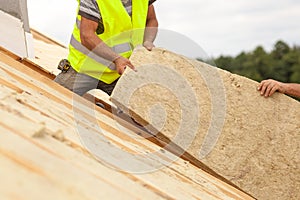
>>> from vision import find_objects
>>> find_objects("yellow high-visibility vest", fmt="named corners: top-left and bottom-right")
top-left (68, 0), bottom-right (149, 84)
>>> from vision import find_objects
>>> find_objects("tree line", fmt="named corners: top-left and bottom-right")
top-left (204, 40), bottom-right (300, 83)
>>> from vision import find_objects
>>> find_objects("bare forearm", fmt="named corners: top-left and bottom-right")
top-left (82, 33), bottom-right (135, 74)
top-left (144, 19), bottom-right (158, 43)
top-left (144, 5), bottom-right (158, 44)
top-left (283, 83), bottom-right (300, 98)
top-left (81, 33), bottom-right (120, 62)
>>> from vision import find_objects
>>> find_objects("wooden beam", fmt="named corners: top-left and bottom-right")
top-left (0, 46), bottom-right (253, 199)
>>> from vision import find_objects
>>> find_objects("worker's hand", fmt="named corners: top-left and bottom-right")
top-left (257, 79), bottom-right (286, 97)
top-left (113, 56), bottom-right (136, 75)
top-left (143, 41), bottom-right (155, 51)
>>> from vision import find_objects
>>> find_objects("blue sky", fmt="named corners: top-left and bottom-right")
top-left (27, 0), bottom-right (300, 58)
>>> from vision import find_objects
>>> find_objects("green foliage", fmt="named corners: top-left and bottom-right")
top-left (210, 40), bottom-right (300, 83)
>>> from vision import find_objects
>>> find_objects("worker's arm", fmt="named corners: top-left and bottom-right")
top-left (80, 16), bottom-right (135, 75)
top-left (257, 79), bottom-right (300, 98)
top-left (143, 5), bottom-right (158, 51)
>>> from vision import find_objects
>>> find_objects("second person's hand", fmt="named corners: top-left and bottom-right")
top-left (257, 79), bottom-right (286, 97)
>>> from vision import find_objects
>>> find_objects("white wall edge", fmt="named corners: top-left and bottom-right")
top-left (0, 10), bottom-right (27, 58)
top-left (25, 32), bottom-right (35, 58)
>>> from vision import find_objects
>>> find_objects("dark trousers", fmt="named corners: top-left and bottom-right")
top-left (54, 67), bottom-right (118, 96)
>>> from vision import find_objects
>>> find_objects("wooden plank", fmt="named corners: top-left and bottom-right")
top-left (28, 38), bottom-right (68, 76)
top-left (0, 49), bottom-right (250, 196)
top-left (0, 82), bottom-right (253, 200)
top-left (0, 87), bottom-right (248, 200)
top-left (22, 58), bottom-right (56, 80)
top-left (0, 154), bottom-right (76, 200)
top-left (0, 46), bottom-right (56, 80)
top-left (0, 114), bottom-right (248, 200)
top-left (0, 127), bottom-right (156, 200)
top-left (31, 28), bottom-right (67, 48)
top-left (0, 59), bottom-right (237, 189)
top-left (0, 76), bottom-right (24, 93)
top-left (0, 45), bottom-right (255, 199)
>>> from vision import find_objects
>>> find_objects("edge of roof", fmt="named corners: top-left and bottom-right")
top-left (30, 28), bottom-right (67, 49)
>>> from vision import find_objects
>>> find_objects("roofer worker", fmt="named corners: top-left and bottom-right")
top-left (54, 0), bottom-right (158, 96)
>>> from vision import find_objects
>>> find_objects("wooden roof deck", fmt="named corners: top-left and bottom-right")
top-left (0, 31), bottom-right (254, 200)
